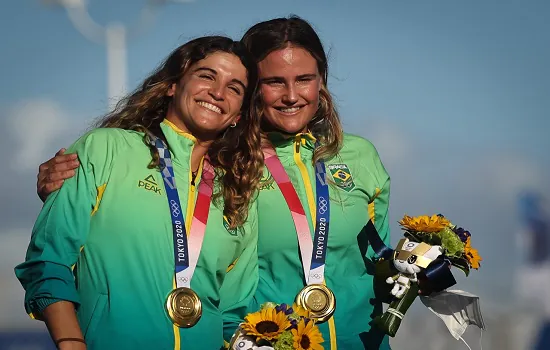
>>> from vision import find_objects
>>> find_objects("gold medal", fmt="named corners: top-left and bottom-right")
top-left (166, 287), bottom-right (202, 328)
top-left (295, 284), bottom-right (336, 323)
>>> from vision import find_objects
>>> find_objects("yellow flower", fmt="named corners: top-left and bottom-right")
top-left (464, 237), bottom-right (482, 269)
top-left (292, 319), bottom-right (324, 350)
top-left (292, 303), bottom-right (311, 319)
top-left (399, 214), bottom-right (451, 233)
top-left (241, 307), bottom-right (291, 342)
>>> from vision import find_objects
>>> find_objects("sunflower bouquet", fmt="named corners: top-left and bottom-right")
top-left (228, 302), bottom-right (324, 350)
top-left (372, 214), bottom-right (482, 337)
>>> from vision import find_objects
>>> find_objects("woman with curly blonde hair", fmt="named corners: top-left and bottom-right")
top-left (16, 36), bottom-right (263, 350)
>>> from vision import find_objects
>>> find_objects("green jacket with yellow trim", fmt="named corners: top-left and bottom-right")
top-left (15, 120), bottom-right (258, 350)
top-left (250, 133), bottom-right (391, 349)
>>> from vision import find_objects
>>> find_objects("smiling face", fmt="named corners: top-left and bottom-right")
top-left (258, 46), bottom-right (322, 134)
top-left (166, 51), bottom-right (248, 140)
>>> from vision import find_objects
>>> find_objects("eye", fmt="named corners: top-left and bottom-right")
top-left (297, 77), bottom-right (314, 83)
top-left (262, 79), bottom-right (284, 87)
top-left (199, 74), bottom-right (214, 80)
top-left (229, 85), bottom-right (242, 95)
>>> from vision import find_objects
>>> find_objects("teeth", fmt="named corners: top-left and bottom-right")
top-left (197, 101), bottom-right (222, 114)
top-left (279, 107), bottom-right (300, 113)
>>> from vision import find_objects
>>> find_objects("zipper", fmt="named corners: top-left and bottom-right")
top-left (173, 146), bottom-right (203, 350)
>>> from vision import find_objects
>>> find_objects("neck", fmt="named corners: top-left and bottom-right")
top-left (261, 119), bottom-right (309, 138)
top-left (190, 139), bottom-right (212, 172)
top-left (164, 115), bottom-right (214, 171)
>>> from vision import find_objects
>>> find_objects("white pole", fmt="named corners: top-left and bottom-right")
top-left (105, 23), bottom-right (127, 111)
top-left (43, 0), bottom-right (189, 110)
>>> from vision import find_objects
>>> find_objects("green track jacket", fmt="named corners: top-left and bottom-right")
top-left (251, 132), bottom-right (391, 349)
top-left (15, 120), bottom-right (258, 350)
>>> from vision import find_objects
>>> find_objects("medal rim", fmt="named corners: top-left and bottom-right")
top-left (295, 284), bottom-right (336, 323)
top-left (166, 287), bottom-right (202, 328)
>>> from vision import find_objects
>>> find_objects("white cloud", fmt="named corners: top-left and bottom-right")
top-left (5, 99), bottom-right (75, 172)
top-left (481, 155), bottom-right (546, 199)
top-left (358, 121), bottom-right (547, 203)
top-left (359, 121), bottom-right (413, 168)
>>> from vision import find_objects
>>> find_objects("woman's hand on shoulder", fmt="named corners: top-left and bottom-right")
top-left (37, 148), bottom-right (80, 202)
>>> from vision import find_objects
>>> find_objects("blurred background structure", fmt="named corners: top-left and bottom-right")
top-left (1, 1), bottom-right (549, 349)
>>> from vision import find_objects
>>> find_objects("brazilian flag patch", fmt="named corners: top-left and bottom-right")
top-left (327, 164), bottom-right (356, 192)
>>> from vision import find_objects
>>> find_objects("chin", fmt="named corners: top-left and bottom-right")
top-left (275, 120), bottom-right (310, 134)
top-left (265, 115), bottom-right (310, 135)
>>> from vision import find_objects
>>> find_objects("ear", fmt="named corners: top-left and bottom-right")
top-left (232, 114), bottom-right (242, 125)
top-left (166, 83), bottom-right (176, 97)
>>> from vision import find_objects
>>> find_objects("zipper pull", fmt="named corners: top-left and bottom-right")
top-left (295, 135), bottom-right (301, 154)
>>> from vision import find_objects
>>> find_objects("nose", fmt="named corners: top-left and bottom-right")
top-left (208, 82), bottom-right (224, 101)
top-left (281, 85), bottom-right (298, 105)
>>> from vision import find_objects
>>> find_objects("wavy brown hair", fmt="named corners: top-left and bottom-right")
top-left (242, 16), bottom-right (343, 163)
top-left (94, 36), bottom-right (263, 228)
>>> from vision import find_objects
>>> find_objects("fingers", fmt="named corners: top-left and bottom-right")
top-left (49, 159), bottom-right (79, 175)
top-left (36, 148), bottom-right (79, 202)
top-left (48, 169), bottom-right (77, 182)
top-left (52, 153), bottom-right (79, 167)
top-left (38, 150), bottom-right (79, 181)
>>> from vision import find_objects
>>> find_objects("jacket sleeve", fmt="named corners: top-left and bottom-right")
top-left (371, 176), bottom-right (391, 248)
top-left (362, 140), bottom-right (391, 258)
top-left (14, 129), bottom-right (113, 319)
top-left (219, 206), bottom-right (259, 342)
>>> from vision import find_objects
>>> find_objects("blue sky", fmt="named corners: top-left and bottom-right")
top-left (1, 0), bottom-right (549, 341)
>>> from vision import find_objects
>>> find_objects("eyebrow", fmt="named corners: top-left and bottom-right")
top-left (260, 74), bottom-right (318, 82)
top-left (194, 67), bottom-right (247, 91)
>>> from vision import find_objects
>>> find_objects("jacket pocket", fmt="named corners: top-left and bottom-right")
top-left (82, 293), bottom-right (108, 342)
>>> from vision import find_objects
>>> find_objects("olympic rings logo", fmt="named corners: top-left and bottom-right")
top-left (309, 273), bottom-right (322, 280)
top-left (170, 199), bottom-right (181, 217)
top-left (178, 276), bottom-right (189, 283)
top-left (318, 197), bottom-right (328, 214)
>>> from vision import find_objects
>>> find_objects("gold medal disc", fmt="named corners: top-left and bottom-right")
top-left (166, 287), bottom-right (202, 328)
top-left (295, 284), bottom-right (336, 323)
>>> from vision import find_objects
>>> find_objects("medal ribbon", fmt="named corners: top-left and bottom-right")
top-left (150, 135), bottom-right (214, 289)
top-left (263, 145), bottom-right (330, 285)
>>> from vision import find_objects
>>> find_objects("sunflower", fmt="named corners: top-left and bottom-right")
top-left (292, 319), bottom-right (324, 350)
top-left (399, 214), bottom-right (451, 233)
top-left (291, 303), bottom-right (311, 319)
top-left (241, 307), bottom-right (291, 342)
top-left (464, 237), bottom-right (482, 269)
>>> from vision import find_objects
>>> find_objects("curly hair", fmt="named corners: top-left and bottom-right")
top-left (242, 16), bottom-right (343, 163)
top-left (93, 36), bottom-right (263, 228)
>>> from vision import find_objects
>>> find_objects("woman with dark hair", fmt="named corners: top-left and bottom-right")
top-left (36, 16), bottom-right (391, 349)
top-left (16, 36), bottom-right (263, 350)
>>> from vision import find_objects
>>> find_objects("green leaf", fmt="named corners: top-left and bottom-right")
top-left (448, 256), bottom-right (470, 276)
